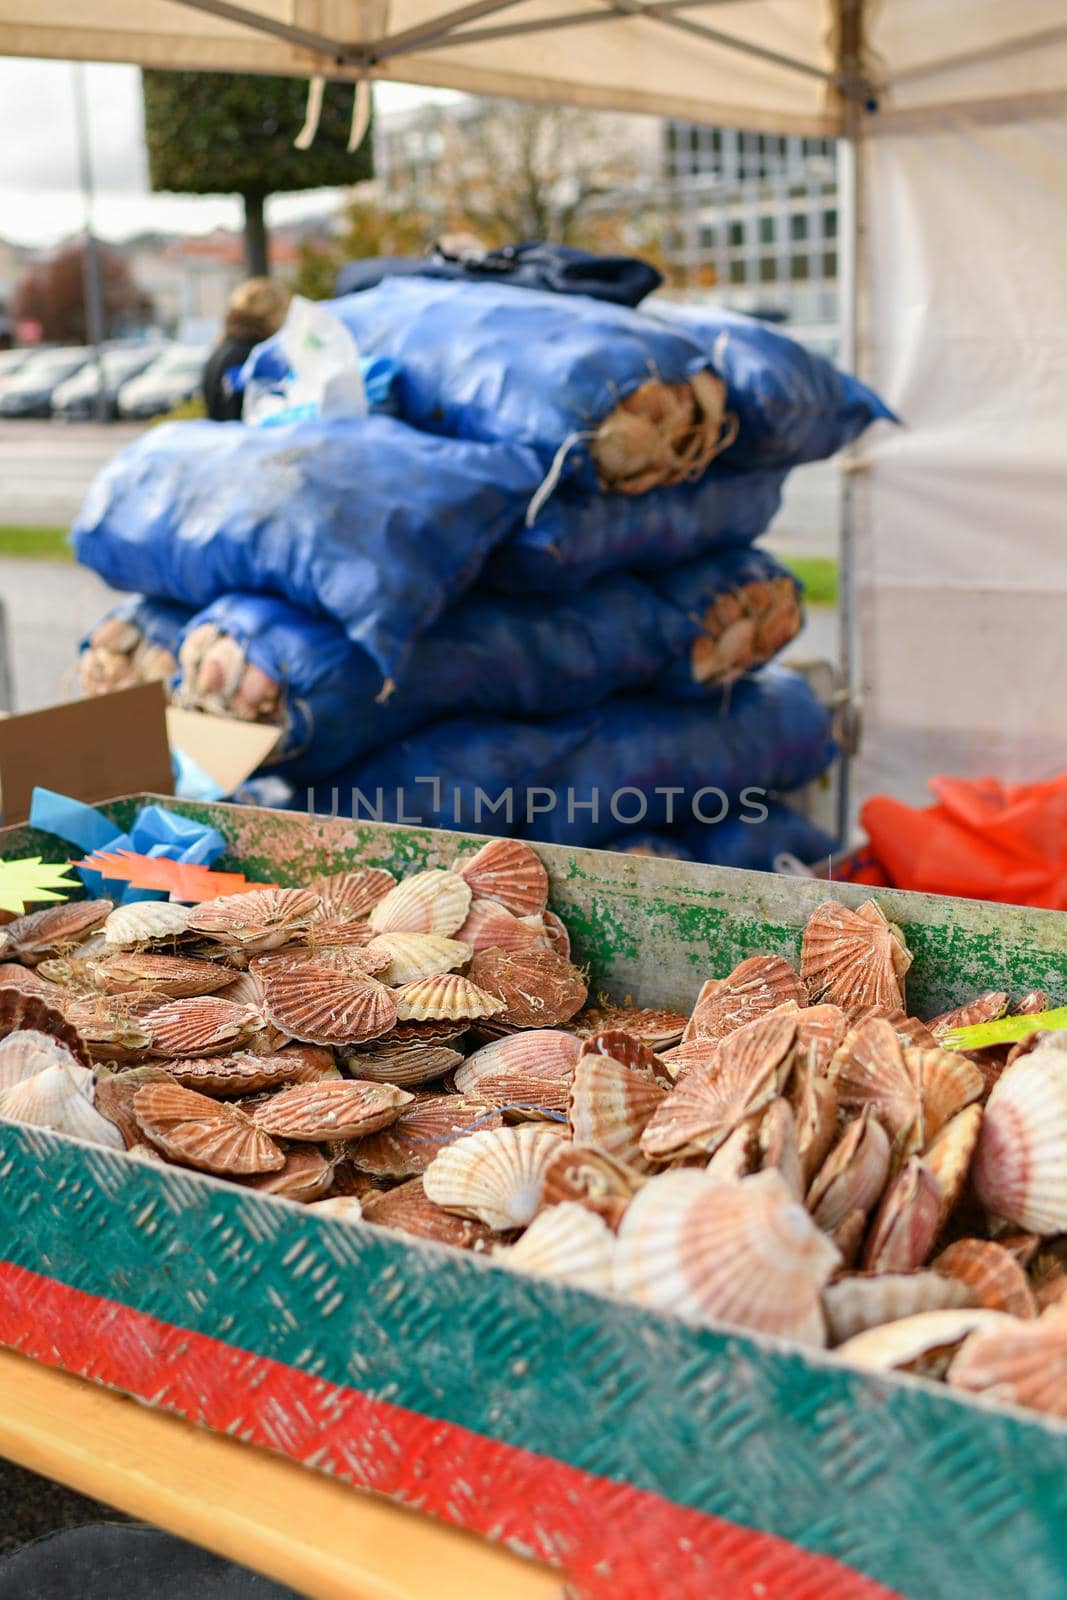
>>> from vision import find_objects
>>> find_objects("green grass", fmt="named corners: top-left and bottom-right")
top-left (0, 525), bottom-right (73, 561)
top-left (789, 555), bottom-right (839, 607)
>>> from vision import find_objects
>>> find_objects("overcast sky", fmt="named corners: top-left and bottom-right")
top-left (0, 58), bottom-right (436, 247)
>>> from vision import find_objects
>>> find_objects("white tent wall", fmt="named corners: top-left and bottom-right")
top-left (853, 110), bottom-right (1067, 808)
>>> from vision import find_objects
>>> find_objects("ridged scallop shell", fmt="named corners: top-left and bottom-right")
top-left (972, 1047), bottom-right (1067, 1233)
top-left (904, 1047), bottom-right (984, 1144)
top-left (0, 1029), bottom-right (87, 1090)
top-left (0, 963), bottom-right (58, 997)
top-left (830, 1018), bottom-right (922, 1155)
top-left (641, 1011), bottom-right (796, 1161)
top-left (838, 1309), bottom-right (1012, 1375)
top-left (423, 1124), bottom-right (565, 1230)
top-left (932, 1238), bottom-right (1038, 1318)
top-left (924, 1103), bottom-right (983, 1228)
top-left (393, 973), bottom-right (504, 1023)
top-left (361, 1176), bottom-right (495, 1251)
top-left (92, 1064), bottom-right (173, 1147)
top-left (794, 1004), bottom-right (848, 1075)
top-left (540, 1143), bottom-right (644, 1230)
top-left (658, 1038), bottom-right (720, 1079)
top-left (569, 1053), bottom-right (667, 1168)
top-left (573, 1005), bottom-right (688, 1052)
top-left (860, 1157), bottom-right (941, 1272)
top-left (790, 1059), bottom-right (838, 1182)
top-left (467, 946), bottom-right (587, 1028)
top-left (251, 1080), bottom-right (412, 1141)
top-left (757, 1097), bottom-right (804, 1200)
top-left (104, 900), bottom-right (192, 951)
top-left (806, 1109), bottom-right (891, 1231)
top-left (0, 1059), bottom-right (125, 1149)
top-left (164, 1049), bottom-right (323, 1097)
top-left (311, 868), bottom-right (395, 923)
top-left (682, 955), bottom-right (806, 1044)
top-left (342, 1040), bottom-right (463, 1087)
top-left (64, 994), bottom-right (154, 1063)
top-left (454, 1031), bottom-right (582, 1099)
top-left (368, 870), bottom-right (472, 937)
top-left (829, 1208), bottom-right (869, 1269)
top-left (495, 1202), bottom-right (615, 1292)
top-left (929, 992), bottom-right (1010, 1039)
top-left (362, 932), bottom-right (471, 986)
top-left (90, 952), bottom-right (236, 999)
top-left (823, 1271), bottom-right (976, 1345)
top-left (540, 910), bottom-right (572, 961)
top-left (0, 900), bottom-right (113, 964)
top-left (454, 838), bottom-right (548, 917)
top-left (385, 1018), bottom-right (468, 1045)
top-left (615, 1168), bottom-right (839, 1345)
top-left (349, 1094), bottom-right (500, 1178)
top-left (308, 1195), bottom-right (365, 1222)
top-left (948, 1313), bottom-right (1067, 1416)
top-left (186, 887), bottom-right (320, 951)
top-left (0, 987), bottom-right (92, 1069)
top-left (801, 899), bottom-right (911, 1017)
top-left (454, 899), bottom-right (545, 955)
top-left (705, 1119), bottom-right (761, 1183)
top-left (258, 959), bottom-right (397, 1046)
top-left (578, 1028), bottom-right (673, 1084)
top-left (239, 1143), bottom-right (336, 1201)
top-left (132, 1080), bottom-right (284, 1174)
top-left (144, 997), bottom-right (265, 1058)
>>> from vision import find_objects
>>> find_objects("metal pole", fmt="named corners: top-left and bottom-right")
top-left (71, 64), bottom-right (109, 424)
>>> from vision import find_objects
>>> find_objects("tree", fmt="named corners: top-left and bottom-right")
top-left (141, 72), bottom-right (373, 276)
top-left (13, 243), bottom-right (153, 343)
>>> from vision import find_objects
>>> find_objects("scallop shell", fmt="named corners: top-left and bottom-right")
top-left (838, 1309), bottom-right (1012, 1375)
top-left (0, 987), bottom-right (92, 1069)
top-left (186, 887), bottom-right (320, 951)
top-left (1016, 990), bottom-right (1050, 1016)
top-left (923, 1103), bottom-right (983, 1229)
top-left (641, 1011), bottom-right (796, 1161)
top-left (467, 946), bottom-right (587, 1028)
top-left (972, 1047), bottom-right (1067, 1234)
top-left (454, 838), bottom-right (549, 917)
top-left (341, 1040), bottom-right (463, 1088)
top-left (164, 1050), bottom-right (323, 1097)
top-left (658, 1038), bottom-right (720, 1079)
top-left (794, 1004), bottom-right (848, 1075)
top-left (0, 1059), bottom-right (125, 1150)
top-left (385, 1019), bottom-right (468, 1045)
top-left (104, 900), bottom-right (192, 951)
top-left (830, 1018), bottom-right (923, 1155)
top-left (258, 959), bottom-right (397, 1046)
top-left (0, 899), bottom-right (113, 964)
top-left (682, 955), bottom-right (806, 1044)
top-left (540, 910), bottom-right (572, 961)
top-left (579, 1028), bottom-right (673, 1083)
top-left (133, 1080), bottom-right (285, 1174)
top-left (929, 992), bottom-right (1010, 1039)
top-left (932, 1238), bottom-right (1038, 1318)
top-left (823, 1271), bottom-right (976, 1345)
top-left (362, 932), bottom-right (471, 986)
top-left (144, 997), bottom-right (266, 1058)
top-left (0, 963), bottom-right (58, 997)
top-left (307, 1196), bottom-right (365, 1222)
top-left (860, 1157), bottom-right (942, 1272)
top-left (540, 1143), bottom-right (644, 1230)
top-left (361, 1176), bottom-right (495, 1251)
top-left (0, 1028), bottom-right (87, 1090)
top-left (757, 1097), bottom-right (804, 1200)
top-left (790, 1059), bottom-right (839, 1182)
top-left (393, 973), bottom-right (504, 1023)
top-left (423, 1124), bottom-right (565, 1230)
top-left (806, 1109), bottom-right (891, 1231)
top-left (829, 1208), bottom-right (868, 1269)
top-left (948, 1314), bottom-right (1067, 1417)
top-left (801, 899), bottom-right (911, 1017)
top-left (454, 1031), bottom-right (581, 1097)
top-left (904, 1047), bottom-right (984, 1144)
top-left (495, 1202), bottom-right (615, 1292)
top-left (349, 1094), bottom-right (501, 1178)
top-left (454, 900), bottom-right (545, 955)
top-left (90, 952), bottom-right (236, 999)
top-left (614, 1168), bottom-right (839, 1345)
top-left (368, 870), bottom-right (472, 937)
top-left (251, 1080), bottom-right (412, 1142)
top-left (311, 868), bottom-right (396, 923)
top-left (569, 1052), bottom-right (667, 1169)
top-left (572, 1005), bottom-right (687, 1052)
top-left (705, 1118), bottom-right (762, 1182)
top-left (238, 1143), bottom-right (336, 1202)
top-left (92, 1064), bottom-right (174, 1148)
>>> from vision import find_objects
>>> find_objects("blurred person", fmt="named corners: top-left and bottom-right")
top-left (202, 277), bottom-right (290, 422)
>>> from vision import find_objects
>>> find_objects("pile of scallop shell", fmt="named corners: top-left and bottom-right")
top-left (1, 860), bottom-right (1066, 1422)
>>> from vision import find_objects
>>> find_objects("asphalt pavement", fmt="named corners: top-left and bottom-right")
top-left (0, 420), bottom-right (146, 530)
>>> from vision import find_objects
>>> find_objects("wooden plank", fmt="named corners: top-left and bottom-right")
top-left (0, 1346), bottom-right (562, 1600)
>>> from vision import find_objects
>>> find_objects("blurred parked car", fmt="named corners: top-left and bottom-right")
top-left (0, 348), bottom-right (33, 384)
top-left (52, 346), bottom-right (163, 421)
top-left (0, 347), bottom-right (91, 417)
top-left (117, 346), bottom-right (210, 420)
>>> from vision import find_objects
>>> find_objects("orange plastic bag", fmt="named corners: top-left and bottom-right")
top-left (861, 774), bottom-right (1067, 908)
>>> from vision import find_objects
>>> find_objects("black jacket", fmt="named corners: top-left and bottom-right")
top-left (202, 334), bottom-right (257, 422)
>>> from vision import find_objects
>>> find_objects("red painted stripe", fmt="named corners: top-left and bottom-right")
top-left (0, 1260), bottom-right (900, 1600)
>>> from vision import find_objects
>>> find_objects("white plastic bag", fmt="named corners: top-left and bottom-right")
top-left (244, 295), bottom-right (367, 426)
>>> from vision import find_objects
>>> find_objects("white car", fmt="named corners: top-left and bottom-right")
top-left (117, 345), bottom-right (209, 420)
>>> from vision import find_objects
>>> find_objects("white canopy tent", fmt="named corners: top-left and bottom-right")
top-left (2, 0), bottom-right (1064, 816)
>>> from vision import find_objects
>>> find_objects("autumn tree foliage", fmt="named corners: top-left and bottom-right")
top-left (13, 243), bottom-right (153, 343)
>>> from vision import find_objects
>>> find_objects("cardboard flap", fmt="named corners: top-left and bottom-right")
top-left (166, 708), bottom-right (281, 796)
top-left (0, 682), bottom-right (173, 824)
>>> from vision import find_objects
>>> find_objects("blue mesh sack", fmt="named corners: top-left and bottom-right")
top-left (655, 304), bottom-right (894, 468)
top-left (177, 576), bottom-right (697, 784)
top-left (648, 546), bottom-right (804, 693)
top-left (483, 467), bottom-right (786, 592)
top-left (334, 242), bottom-right (663, 307)
top-left (79, 593), bottom-right (193, 696)
top-left (72, 416), bottom-right (542, 683)
top-left (602, 798), bottom-right (837, 871)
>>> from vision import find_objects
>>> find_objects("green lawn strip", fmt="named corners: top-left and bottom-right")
top-left (787, 555), bottom-right (839, 607)
top-left (0, 525), bottom-right (73, 561)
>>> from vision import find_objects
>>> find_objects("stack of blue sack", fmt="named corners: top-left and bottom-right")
top-left (73, 267), bottom-right (892, 871)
